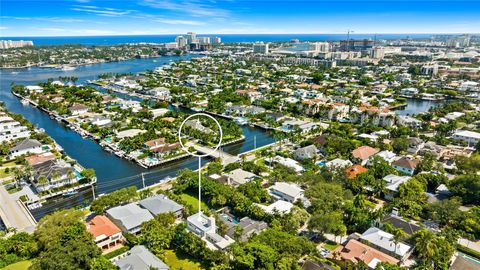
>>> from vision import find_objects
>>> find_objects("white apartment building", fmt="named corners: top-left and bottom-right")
top-left (253, 42), bottom-right (269, 54)
top-left (452, 130), bottom-right (480, 146)
top-left (0, 40), bottom-right (34, 49)
top-left (0, 115), bottom-right (30, 142)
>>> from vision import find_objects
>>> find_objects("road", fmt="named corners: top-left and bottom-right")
top-left (187, 142), bottom-right (241, 165)
top-left (0, 185), bottom-right (36, 233)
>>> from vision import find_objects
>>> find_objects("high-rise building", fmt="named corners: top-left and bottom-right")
top-left (371, 47), bottom-right (385, 59)
top-left (176, 36), bottom-right (187, 48)
top-left (340, 39), bottom-right (373, 51)
top-left (310, 42), bottom-right (330, 53)
top-left (253, 42), bottom-right (269, 54)
top-left (213, 37), bottom-right (222, 44)
top-left (197, 37), bottom-right (211, 44)
top-left (186, 32), bottom-right (197, 44)
top-left (0, 40), bottom-right (34, 49)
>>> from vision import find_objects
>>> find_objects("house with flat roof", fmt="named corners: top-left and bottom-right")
top-left (106, 203), bottom-right (154, 234)
top-left (114, 245), bottom-right (169, 270)
top-left (186, 212), bottom-right (235, 250)
top-left (87, 215), bottom-right (124, 251)
top-left (452, 130), bottom-right (480, 146)
top-left (139, 195), bottom-right (183, 218)
top-left (360, 227), bottom-right (413, 262)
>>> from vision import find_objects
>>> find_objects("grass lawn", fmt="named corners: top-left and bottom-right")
top-left (323, 241), bottom-right (339, 251)
top-left (1, 260), bottom-right (32, 270)
top-left (164, 250), bottom-right (203, 270)
top-left (0, 169), bottom-right (13, 178)
top-left (180, 193), bottom-right (209, 213)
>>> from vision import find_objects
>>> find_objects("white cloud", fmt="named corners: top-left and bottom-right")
top-left (141, 0), bottom-right (229, 17)
top-left (71, 5), bottom-right (134, 17)
top-left (0, 26), bottom-right (8, 30)
top-left (1, 16), bottom-right (84, 23)
top-left (154, 19), bottom-right (206, 25)
top-left (34, 27), bottom-right (67, 32)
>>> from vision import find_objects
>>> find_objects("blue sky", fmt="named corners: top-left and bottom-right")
top-left (1, 0), bottom-right (479, 36)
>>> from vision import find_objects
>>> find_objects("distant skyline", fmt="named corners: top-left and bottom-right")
top-left (1, 0), bottom-right (480, 37)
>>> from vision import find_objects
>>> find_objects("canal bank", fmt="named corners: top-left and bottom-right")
top-left (0, 55), bottom-right (275, 220)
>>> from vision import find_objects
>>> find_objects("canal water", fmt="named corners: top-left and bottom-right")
top-left (0, 56), bottom-right (275, 219)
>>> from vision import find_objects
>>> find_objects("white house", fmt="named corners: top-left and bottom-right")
top-left (9, 139), bottom-right (43, 158)
top-left (186, 213), bottom-right (234, 250)
top-left (255, 200), bottom-right (294, 215)
top-left (452, 130), bottom-right (480, 146)
top-left (360, 227), bottom-right (413, 262)
top-left (0, 116), bottom-right (30, 142)
top-left (383, 174), bottom-right (411, 200)
top-left (269, 182), bottom-right (304, 203)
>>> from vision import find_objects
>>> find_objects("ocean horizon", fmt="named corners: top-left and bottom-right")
top-left (0, 33), bottom-right (438, 46)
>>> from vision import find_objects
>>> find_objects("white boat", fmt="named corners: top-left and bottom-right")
top-left (235, 117), bottom-right (249, 125)
top-left (21, 99), bottom-right (29, 105)
top-left (60, 66), bottom-right (76, 71)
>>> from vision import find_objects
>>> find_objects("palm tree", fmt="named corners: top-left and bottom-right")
top-left (393, 228), bottom-right (407, 257)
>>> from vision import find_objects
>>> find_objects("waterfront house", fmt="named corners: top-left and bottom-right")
top-left (25, 85), bottom-right (43, 93)
top-left (9, 138), bottom-right (43, 158)
top-left (106, 203), bottom-right (154, 234)
top-left (399, 87), bottom-right (418, 97)
top-left (360, 227), bottom-right (413, 262)
top-left (392, 157), bottom-right (419, 175)
top-left (31, 159), bottom-right (76, 192)
top-left (293, 144), bottom-right (318, 161)
top-left (116, 129), bottom-right (146, 139)
top-left (114, 245), bottom-right (169, 270)
top-left (452, 130), bottom-right (480, 146)
top-left (25, 152), bottom-right (56, 166)
top-left (69, 104), bottom-right (89, 116)
top-left (383, 174), bottom-right (412, 200)
top-left (139, 195), bottom-right (183, 218)
top-left (269, 182), bottom-right (305, 203)
top-left (87, 215), bottom-right (124, 251)
top-left (265, 156), bottom-right (304, 173)
top-left (352, 146), bottom-right (379, 165)
top-left (147, 87), bottom-right (171, 101)
top-left (225, 217), bottom-right (268, 242)
top-left (185, 119), bottom-right (213, 134)
top-left (0, 115), bottom-right (30, 142)
top-left (186, 212), bottom-right (235, 250)
top-left (330, 239), bottom-right (399, 268)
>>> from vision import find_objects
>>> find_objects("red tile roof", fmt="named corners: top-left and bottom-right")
top-left (346, 164), bottom-right (369, 179)
top-left (330, 239), bottom-right (399, 267)
top-left (87, 215), bottom-right (121, 238)
top-left (352, 146), bottom-right (379, 160)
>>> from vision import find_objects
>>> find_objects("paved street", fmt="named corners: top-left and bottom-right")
top-left (0, 184), bottom-right (36, 233)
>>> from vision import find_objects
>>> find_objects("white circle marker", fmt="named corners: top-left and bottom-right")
top-left (178, 113), bottom-right (223, 217)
